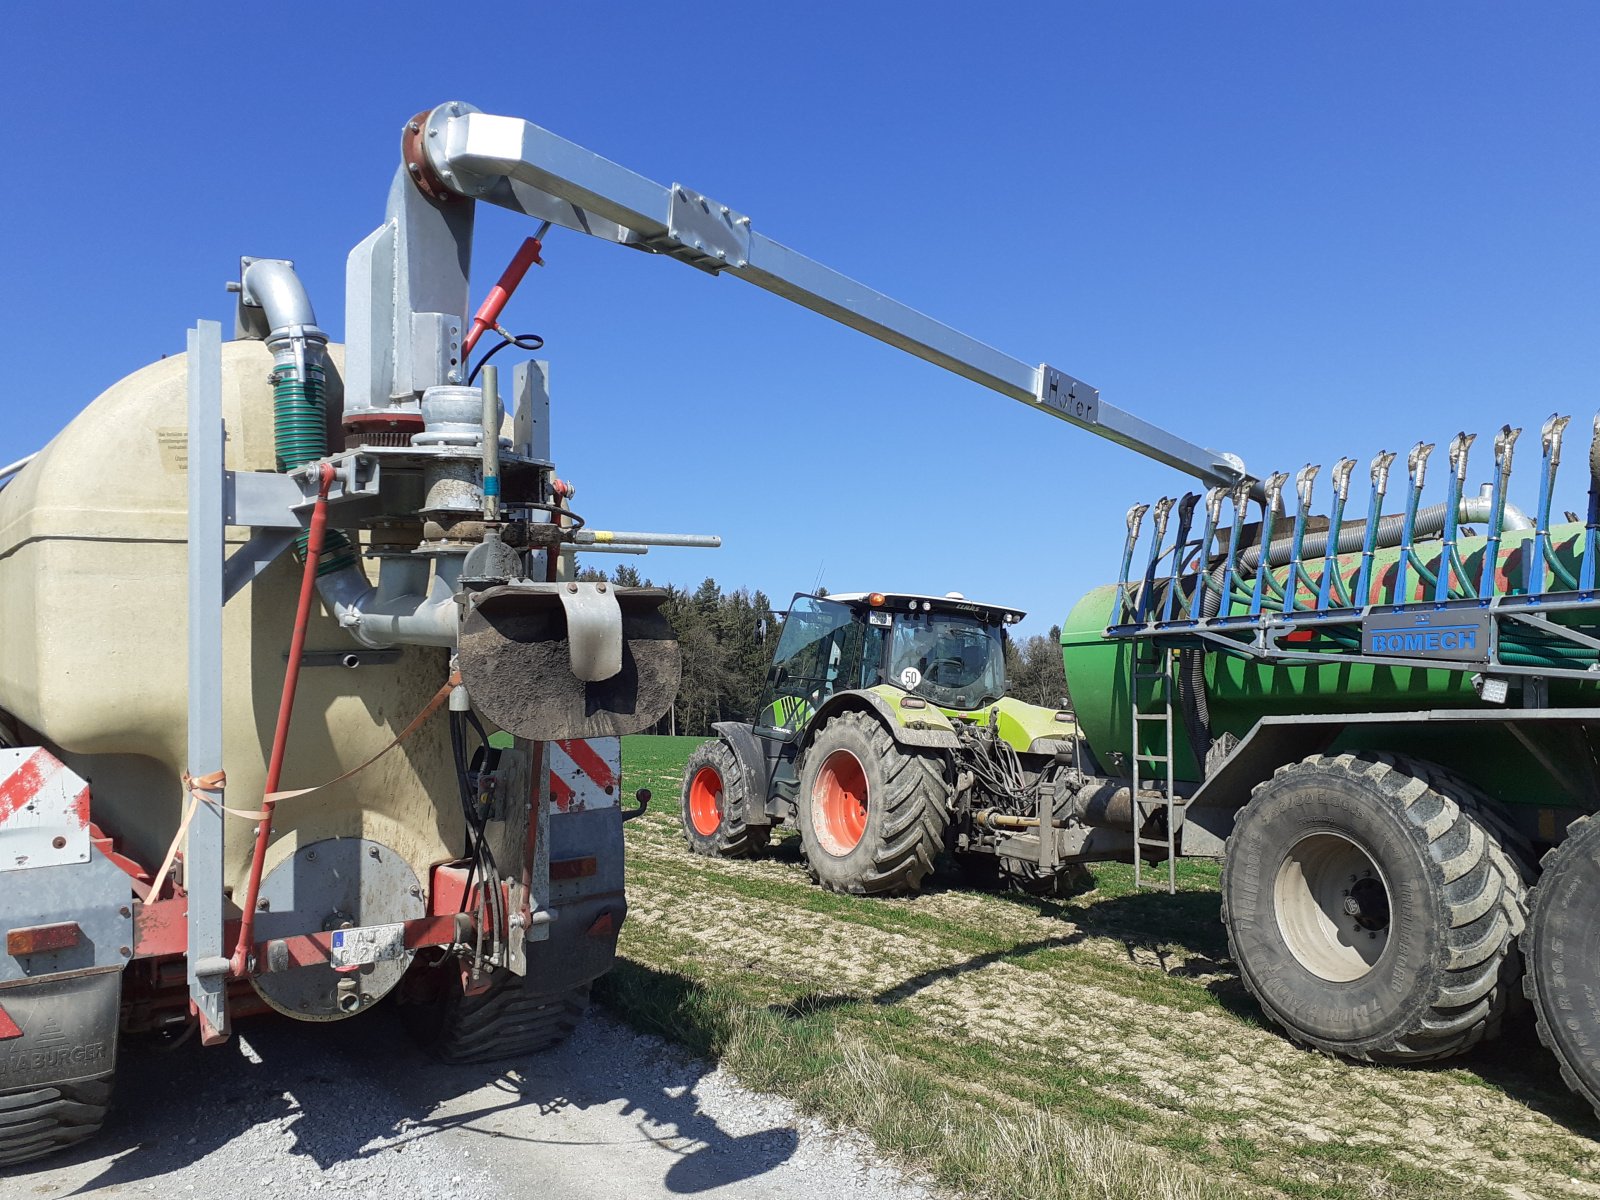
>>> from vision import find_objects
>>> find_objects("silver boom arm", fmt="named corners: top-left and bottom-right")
top-left (345, 101), bottom-right (1246, 487)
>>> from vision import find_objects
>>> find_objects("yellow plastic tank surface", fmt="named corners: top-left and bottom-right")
top-left (0, 340), bottom-right (462, 895)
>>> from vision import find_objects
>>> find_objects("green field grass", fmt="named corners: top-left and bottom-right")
top-left (599, 734), bottom-right (1600, 1200)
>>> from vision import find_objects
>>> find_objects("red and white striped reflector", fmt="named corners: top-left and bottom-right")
top-left (0, 747), bottom-right (91, 872)
top-left (547, 738), bottom-right (620, 813)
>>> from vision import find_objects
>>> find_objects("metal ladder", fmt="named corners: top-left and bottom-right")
top-left (1129, 648), bottom-right (1179, 893)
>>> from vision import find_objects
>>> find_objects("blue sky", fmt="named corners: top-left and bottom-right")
top-left (3, 4), bottom-right (1596, 634)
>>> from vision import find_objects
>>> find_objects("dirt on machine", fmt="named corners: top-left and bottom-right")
top-left (679, 590), bottom-right (1088, 897)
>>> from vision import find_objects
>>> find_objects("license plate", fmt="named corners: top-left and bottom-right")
top-left (329, 923), bottom-right (408, 968)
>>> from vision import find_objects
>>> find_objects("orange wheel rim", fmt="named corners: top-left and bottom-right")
top-left (688, 765), bottom-right (723, 836)
top-left (813, 750), bottom-right (868, 856)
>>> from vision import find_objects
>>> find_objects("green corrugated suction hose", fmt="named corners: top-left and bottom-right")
top-left (273, 362), bottom-right (358, 576)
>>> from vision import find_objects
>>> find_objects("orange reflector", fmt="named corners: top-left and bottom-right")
top-left (586, 911), bottom-right (616, 939)
top-left (868, 592), bottom-right (886, 607)
top-left (0, 1004), bottom-right (20, 1040)
top-left (7, 922), bottom-right (82, 956)
top-left (550, 856), bottom-right (598, 882)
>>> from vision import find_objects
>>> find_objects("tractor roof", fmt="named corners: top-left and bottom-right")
top-left (827, 592), bottom-right (1027, 624)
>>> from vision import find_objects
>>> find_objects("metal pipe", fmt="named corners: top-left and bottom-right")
top-left (1583, 414), bottom-right (1600, 592)
top-left (1189, 487), bottom-right (1224, 619)
top-left (1249, 473), bottom-right (1288, 617)
top-left (571, 530), bottom-right (722, 547)
top-left (1478, 426), bottom-right (1521, 598)
top-left (1528, 414), bottom-right (1570, 594)
top-left (1318, 458), bottom-right (1356, 609)
top-left (1283, 465), bottom-right (1319, 613)
top-left (480, 364), bottom-right (501, 522)
top-left (242, 259), bottom-right (321, 332)
top-left (317, 556), bottom-right (462, 648)
top-left (0, 452), bottom-right (37, 484)
top-left (1218, 482), bottom-right (1252, 618)
top-left (1355, 451), bottom-right (1396, 606)
top-left (1393, 442), bottom-right (1434, 603)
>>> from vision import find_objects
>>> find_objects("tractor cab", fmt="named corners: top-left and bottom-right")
top-left (761, 591), bottom-right (1024, 732)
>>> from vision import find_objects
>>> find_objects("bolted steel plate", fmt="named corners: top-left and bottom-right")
top-left (248, 837), bottom-right (423, 1022)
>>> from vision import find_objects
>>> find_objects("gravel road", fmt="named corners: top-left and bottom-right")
top-left (2, 1004), bottom-right (935, 1200)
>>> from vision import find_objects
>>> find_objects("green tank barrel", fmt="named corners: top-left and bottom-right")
top-left (1061, 520), bottom-right (1598, 790)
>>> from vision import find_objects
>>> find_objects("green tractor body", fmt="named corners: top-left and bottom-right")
top-left (679, 591), bottom-right (1086, 896)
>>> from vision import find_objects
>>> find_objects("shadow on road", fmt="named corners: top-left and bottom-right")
top-left (17, 1000), bottom-right (797, 1196)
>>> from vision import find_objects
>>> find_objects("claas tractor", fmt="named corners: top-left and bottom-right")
top-left (678, 591), bottom-right (1085, 896)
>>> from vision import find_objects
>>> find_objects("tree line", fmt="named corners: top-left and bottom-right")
top-left (578, 566), bottom-right (1070, 736)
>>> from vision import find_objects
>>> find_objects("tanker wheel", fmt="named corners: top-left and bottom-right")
top-left (1524, 814), bottom-right (1600, 1119)
top-left (0, 1072), bottom-right (114, 1166)
top-left (406, 968), bottom-right (589, 1065)
top-left (1000, 858), bottom-right (1094, 898)
top-left (680, 738), bottom-right (771, 859)
top-left (795, 710), bottom-right (948, 896)
top-left (1221, 751), bottom-right (1527, 1063)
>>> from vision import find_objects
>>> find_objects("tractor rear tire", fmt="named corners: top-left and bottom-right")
top-left (408, 969), bottom-right (589, 1064)
top-left (0, 1072), bottom-right (113, 1166)
top-left (681, 738), bottom-right (770, 859)
top-left (1221, 752), bottom-right (1526, 1063)
top-left (1525, 814), bottom-right (1600, 1119)
top-left (795, 710), bottom-right (948, 896)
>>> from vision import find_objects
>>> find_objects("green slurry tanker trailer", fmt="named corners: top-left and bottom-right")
top-left (1050, 432), bottom-right (1600, 1114)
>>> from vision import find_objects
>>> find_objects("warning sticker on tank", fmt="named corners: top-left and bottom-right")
top-left (329, 923), bottom-right (408, 968)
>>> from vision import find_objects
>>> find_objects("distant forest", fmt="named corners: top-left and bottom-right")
top-left (577, 565), bottom-right (1070, 737)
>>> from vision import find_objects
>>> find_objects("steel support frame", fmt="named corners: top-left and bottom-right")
top-left (345, 102), bottom-right (1244, 488)
top-left (185, 320), bottom-right (230, 1040)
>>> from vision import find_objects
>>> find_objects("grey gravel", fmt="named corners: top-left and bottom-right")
top-left (1, 1004), bottom-right (936, 1200)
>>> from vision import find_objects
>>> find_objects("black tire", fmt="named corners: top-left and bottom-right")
top-left (1525, 813), bottom-right (1600, 1118)
top-left (680, 738), bottom-right (771, 859)
top-left (0, 1072), bottom-right (113, 1167)
top-left (1000, 858), bottom-right (1094, 897)
top-left (1221, 752), bottom-right (1527, 1063)
top-left (408, 970), bottom-right (589, 1065)
top-left (795, 710), bottom-right (948, 896)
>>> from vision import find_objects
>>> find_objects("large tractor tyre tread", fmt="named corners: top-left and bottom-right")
top-left (680, 739), bottom-right (770, 860)
top-left (0, 1072), bottom-right (113, 1167)
top-left (1524, 814), bottom-right (1600, 1120)
top-left (1221, 751), bottom-right (1526, 1065)
top-left (416, 973), bottom-right (589, 1065)
top-left (797, 710), bottom-right (948, 897)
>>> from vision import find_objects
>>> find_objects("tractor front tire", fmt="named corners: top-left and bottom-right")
top-left (1221, 752), bottom-right (1526, 1063)
top-left (795, 710), bottom-right (948, 897)
top-left (407, 969), bottom-right (589, 1064)
top-left (1525, 814), bottom-right (1600, 1119)
top-left (681, 738), bottom-right (770, 859)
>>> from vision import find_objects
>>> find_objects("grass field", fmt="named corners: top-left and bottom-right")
top-left (597, 734), bottom-right (1600, 1200)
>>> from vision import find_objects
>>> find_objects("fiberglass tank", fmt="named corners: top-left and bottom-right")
top-left (0, 341), bottom-right (461, 914)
